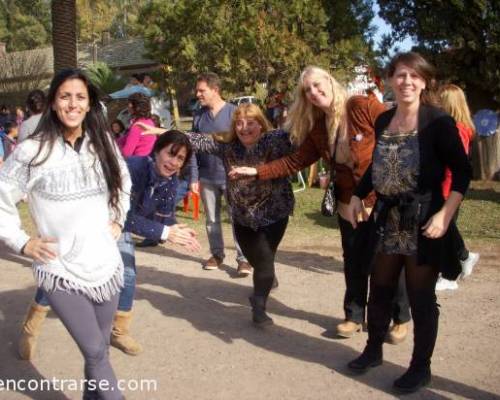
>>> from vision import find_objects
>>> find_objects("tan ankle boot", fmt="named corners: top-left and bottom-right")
top-left (387, 322), bottom-right (409, 345)
top-left (110, 310), bottom-right (143, 356)
top-left (18, 301), bottom-right (50, 360)
top-left (336, 320), bottom-right (362, 338)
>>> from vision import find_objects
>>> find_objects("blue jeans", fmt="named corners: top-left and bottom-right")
top-left (175, 178), bottom-right (190, 206)
top-left (199, 181), bottom-right (247, 263)
top-left (34, 233), bottom-right (136, 312)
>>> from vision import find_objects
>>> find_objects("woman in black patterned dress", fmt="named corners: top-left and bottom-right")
top-left (346, 52), bottom-right (472, 393)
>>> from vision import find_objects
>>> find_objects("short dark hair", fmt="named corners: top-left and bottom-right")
top-left (196, 72), bottom-right (221, 91)
top-left (26, 90), bottom-right (46, 114)
top-left (4, 120), bottom-right (18, 133)
top-left (128, 92), bottom-right (151, 119)
top-left (111, 119), bottom-right (125, 132)
top-left (151, 130), bottom-right (192, 167)
top-left (131, 73), bottom-right (143, 83)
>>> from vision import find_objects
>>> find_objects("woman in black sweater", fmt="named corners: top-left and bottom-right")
top-left (346, 52), bottom-right (472, 393)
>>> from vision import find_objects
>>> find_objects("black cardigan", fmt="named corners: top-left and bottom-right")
top-left (354, 105), bottom-right (472, 279)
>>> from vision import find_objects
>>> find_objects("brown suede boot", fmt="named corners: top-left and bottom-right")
top-left (110, 310), bottom-right (143, 356)
top-left (18, 301), bottom-right (50, 360)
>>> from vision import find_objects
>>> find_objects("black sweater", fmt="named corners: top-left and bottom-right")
top-left (354, 105), bottom-right (472, 279)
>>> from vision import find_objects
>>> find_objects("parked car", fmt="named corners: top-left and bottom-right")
top-left (229, 96), bottom-right (260, 107)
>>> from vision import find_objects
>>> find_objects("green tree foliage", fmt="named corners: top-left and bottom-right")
top-left (0, 0), bottom-right (51, 51)
top-left (85, 61), bottom-right (126, 93)
top-left (76, 0), bottom-right (150, 42)
top-left (139, 0), bottom-right (376, 95)
top-left (377, 0), bottom-right (500, 109)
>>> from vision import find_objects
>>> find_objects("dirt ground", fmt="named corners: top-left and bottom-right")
top-left (1, 228), bottom-right (499, 400)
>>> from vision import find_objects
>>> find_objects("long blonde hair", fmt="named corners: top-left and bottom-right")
top-left (438, 83), bottom-right (475, 138)
top-left (285, 66), bottom-right (350, 164)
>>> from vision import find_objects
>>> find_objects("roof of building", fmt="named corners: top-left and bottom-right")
top-left (0, 38), bottom-right (159, 81)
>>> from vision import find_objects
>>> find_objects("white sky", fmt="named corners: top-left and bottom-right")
top-left (372, 2), bottom-right (414, 52)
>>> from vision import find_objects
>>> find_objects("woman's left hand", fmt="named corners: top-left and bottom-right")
top-left (422, 209), bottom-right (450, 239)
top-left (109, 221), bottom-right (122, 240)
top-left (228, 166), bottom-right (258, 180)
top-left (135, 122), bottom-right (167, 135)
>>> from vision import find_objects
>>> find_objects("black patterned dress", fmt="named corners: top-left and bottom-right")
top-left (372, 129), bottom-right (420, 255)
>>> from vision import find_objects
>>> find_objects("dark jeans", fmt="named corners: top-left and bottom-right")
top-left (453, 210), bottom-right (469, 261)
top-left (338, 215), bottom-right (411, 324)
top-left (234, 217), bottom-right (288, 298)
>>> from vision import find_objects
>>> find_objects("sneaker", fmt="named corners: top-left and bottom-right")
top-left (435, 276), bottom-right (458, 291)
top-left (236, 261), bottom-right (252, 276)
top-left (460, 252), bottom-right (479, 279)
top-left (203, 255), bottom-right (223, 270)
top-left (336, 320), bottom-right (362, 338)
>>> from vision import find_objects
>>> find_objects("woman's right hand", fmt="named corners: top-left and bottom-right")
top-left (165, 224), bottom-right (201, 252)
top-left (228, 166), bottom-right (258, 180)
top-left (22, 237), bottom-right (58, 263)
top-left (347, 196), bottom-right (368, 229)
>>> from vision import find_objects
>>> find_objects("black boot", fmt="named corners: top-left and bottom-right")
top-left (348, 284), bottom-right (396, 373)
top-left (394, 288), bottom-right (438, 393)
top-left (249, 295), bottom-right (273, 327)
top-left (347, 345), bottom-right (382, 374)
top-left (367, 284), bottom-right (398, 347)
top-left (393, 365), bottom-right (431, 393)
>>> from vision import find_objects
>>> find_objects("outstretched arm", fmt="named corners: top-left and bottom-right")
top-left (228, 131), bottom-right (322, 180)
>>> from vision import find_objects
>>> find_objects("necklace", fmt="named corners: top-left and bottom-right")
top-left (390, 113), bottom-right (418, 134)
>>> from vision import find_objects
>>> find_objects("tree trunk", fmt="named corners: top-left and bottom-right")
top-left (51, 0), bottom-right (77, 73)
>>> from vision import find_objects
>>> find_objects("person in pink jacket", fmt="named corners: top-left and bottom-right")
top-left (117, 92), bottom-right (156, 157)
top-left (436, 83), bottom-right (479, 290)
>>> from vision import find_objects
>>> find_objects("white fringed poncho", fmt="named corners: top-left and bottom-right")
top-left (0, 136), bottom-right (131, 302)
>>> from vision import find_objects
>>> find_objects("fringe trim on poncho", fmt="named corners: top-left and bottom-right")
top-left (34, 263), bottom-right (124, 303)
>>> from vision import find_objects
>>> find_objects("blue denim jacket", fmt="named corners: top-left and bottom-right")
top-left (124, 156), bottom-right (178, 241)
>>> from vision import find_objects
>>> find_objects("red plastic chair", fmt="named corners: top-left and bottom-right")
top-left (183, 192), bottom-right (200, 220)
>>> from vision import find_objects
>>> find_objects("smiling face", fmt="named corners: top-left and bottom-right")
top-left (154, 143), bottom-right (188, 178)
top-left (234, 116), bottom-right (263, 148)
top-left (52, 78), bottom-right (90, 135)
top-left (390, 63), bottom-right (426, 107)
top-left (302, 71), bottom-right (334, 112)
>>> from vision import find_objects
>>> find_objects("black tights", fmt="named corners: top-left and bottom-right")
top-left (234, 218), bottom-right (288, 298)
top-left (367, 253), bottom-right (439, 369)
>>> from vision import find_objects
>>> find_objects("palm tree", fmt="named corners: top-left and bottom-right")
top-left (51, 0), bottom-right (77, 72)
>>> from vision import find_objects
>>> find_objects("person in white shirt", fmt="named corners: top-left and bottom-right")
top-left (0, 69), bottom-right (130, 400)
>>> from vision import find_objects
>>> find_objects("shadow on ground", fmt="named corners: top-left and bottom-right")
top-left (135, 264), bottom-right (500, 400)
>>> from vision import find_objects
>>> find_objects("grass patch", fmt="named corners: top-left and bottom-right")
top-left (16, 181), bottom-right (500, 243)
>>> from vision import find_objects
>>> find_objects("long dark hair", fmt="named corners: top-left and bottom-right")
top-left (28, 68), bottom-right (123, 217)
